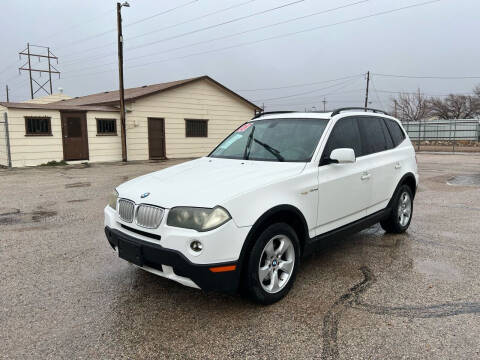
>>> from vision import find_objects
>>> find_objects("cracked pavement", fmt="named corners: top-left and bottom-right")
top-left (1, 153), bottom-right (479, 359)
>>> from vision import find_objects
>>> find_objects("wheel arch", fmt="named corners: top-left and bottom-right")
top-left (399, 172), bottom-right (417, 198)
top-left (387, 172), bottom-right (417, 210)
top-left (237, 204), bottom-right (309, 289)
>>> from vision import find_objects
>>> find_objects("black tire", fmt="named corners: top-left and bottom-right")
top-left (243, 223), bottom-right (300, 305)
top-left (380, 184), bottom-right (414, 233)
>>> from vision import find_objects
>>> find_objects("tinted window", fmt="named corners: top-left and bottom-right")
top-left (384, 119), bottom-right (406, 147)
top-left (358, 117), bottom-right (390, 155)
top-left (380, 119), bottom-right (394, 150)
top-left (323, 117), bottom-right (362, 160)
top-left (210, 118), bottom-right (329, 162)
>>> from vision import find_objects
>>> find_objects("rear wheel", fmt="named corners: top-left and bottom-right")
top-left (380, 185), bottom-right (413, 233)
top-left (244, 223), bottom-right (300, 305)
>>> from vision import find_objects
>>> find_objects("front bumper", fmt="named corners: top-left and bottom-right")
top-left (105, 227), bottom-right (241, 293)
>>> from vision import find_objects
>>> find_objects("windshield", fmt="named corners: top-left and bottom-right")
top-left (209, 118), bottom-right (329, 162)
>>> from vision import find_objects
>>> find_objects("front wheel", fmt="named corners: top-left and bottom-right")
top-left (380, 185), bottom-right (413, 233)
top-left (244, 223), bottom-right (300, 305)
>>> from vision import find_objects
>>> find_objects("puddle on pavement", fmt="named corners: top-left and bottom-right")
top-left (65, 182), bottom-right (91, 188)
top-left (447, 174), bottom-right (480, 186)
top-left (0, 207), bottom-right (20, 216)
top-left (0, 209), bottom-right (57, 225)
top-left (414, 259), bottom-right (461, 281)
top-left (67, 199), bottom-right (90, 203)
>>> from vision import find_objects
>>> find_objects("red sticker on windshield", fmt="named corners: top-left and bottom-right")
top-left (236, 123), bottom-right (252, 132)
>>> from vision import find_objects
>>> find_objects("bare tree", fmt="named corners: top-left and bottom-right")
top-left (391, 89), bottom-right (431, 122)
top-left (429, 93), bottom-right (480, 119)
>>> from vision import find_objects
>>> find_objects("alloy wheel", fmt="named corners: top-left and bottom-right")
top-left (397, 191), bottom-right (412, 227)
top-left (258, 234), bottom-right (295, 294)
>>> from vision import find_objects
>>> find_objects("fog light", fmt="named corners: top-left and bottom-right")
top-left (190, 240), bottom-right (203, 252)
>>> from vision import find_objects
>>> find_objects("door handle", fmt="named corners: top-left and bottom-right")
top-left (361, 172), bottom-right (371, 181)
top-left (395, 162), bottom-right (402, 169)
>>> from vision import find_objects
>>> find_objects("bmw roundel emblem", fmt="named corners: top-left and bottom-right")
top-left (140, 192), bottom-right (150, 199)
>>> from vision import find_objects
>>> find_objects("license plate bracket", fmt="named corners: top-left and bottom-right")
top-left (118, 239), bottom-right (143, 266)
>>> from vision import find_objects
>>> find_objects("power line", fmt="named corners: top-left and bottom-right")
top-left (370, 78), bottom-right (385, 109)
top-left (128, 0), bottom-right (306, 52)
top-left (60, 0), bottom-right (262, 66)
top-left (374, 88), bottom-right (476, 97)
top-left (0, 60), bottom-right (22, 76)
top-left (40, 8), bottom-right (114, 42)
top-left (61, 0), bottom-right (370, 69)
top-left (59, 0), bottom-right (446, 80)
top-left (54, 0), bottom-right (200, 50)
top-left (373, 72), bottom-right (480, 79)
top-left (261, 86), bottom-right (366, 105)
top-left (128, 0), bottom-right (260, 42)
top-left (58, 0), bottom-right (297, 64)
top-left (253, 77), bottom-right (361, 102)
top-left (236, 74), bottom-right (365, 91)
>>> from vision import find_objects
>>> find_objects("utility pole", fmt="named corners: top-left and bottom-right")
top-left (18, 43), bottom-right (60, 99)
top-left (364, 71), bottom-right (370, 110)
top-left (394, 99), bottom-right (398, 118)
top-left (5, 85), bottom-right (9, 102)
top-left (322, 97), bottom-right (327, 112)
top-left (117, 1), bottom-right (129, 162)
top-left (27, 43), bottom-right (33, 99)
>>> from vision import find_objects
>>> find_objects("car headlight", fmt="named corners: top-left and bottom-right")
top-left (108, 189), bottom-right (118, 210)
top-left (167, 206), bottom-right (231, 231)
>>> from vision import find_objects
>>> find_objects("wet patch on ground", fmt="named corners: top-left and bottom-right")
top-left (414, 259), bottom-right (462, 281)
top-left (65, 182), bottom-right (91, 188)
top-left (0, 207), bottom-right (20, 216)
top-left (67, 199), bottom-right (90, 203)
top-left (447, 174), bottom-right (480, 186)
top-left (0, 208), bottom-right (57, 225)
top-left (322, 267), bottom-right (480, 359)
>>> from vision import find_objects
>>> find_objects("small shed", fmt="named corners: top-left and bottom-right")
top-left (0, 76), bottom-right (260, 167)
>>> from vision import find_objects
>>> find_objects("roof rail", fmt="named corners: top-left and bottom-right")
top-left (252, 111), bottom-right (297, 119)
top-left (330, 107), bottom-right (389, 117)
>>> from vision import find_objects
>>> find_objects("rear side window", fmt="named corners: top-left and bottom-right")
top-left (323, 117), bottom-right (362, 160)
top-left (380, 119), bottom-right (394, 150)
top-left (384, 119), bottom-right (406, 146)
top-left (357, 117), bottom-right (391, 155)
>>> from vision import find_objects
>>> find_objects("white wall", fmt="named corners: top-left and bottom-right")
top-left (126, 78), bottom-right (256, 160)
top-left (6, 108), bottom-right (121, 167)
top-left (7, 108), bottom-right (63, 167)
top-left (86, 111), bottom-right (122, 163)
top-left (0, 106), bottom-right (8, 166)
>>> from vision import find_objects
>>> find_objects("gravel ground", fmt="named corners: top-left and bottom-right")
top-left (1, 153), bottom-right (479, 360)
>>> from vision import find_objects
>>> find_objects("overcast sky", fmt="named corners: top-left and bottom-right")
top-left (0, 0), bottom-right (478, 111)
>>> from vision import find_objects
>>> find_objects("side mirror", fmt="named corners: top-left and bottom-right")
top-left (330, 148), bottom-right (356, 164)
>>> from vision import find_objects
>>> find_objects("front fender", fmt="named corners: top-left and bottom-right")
top-left (223, 166), bottom-right (317, 238)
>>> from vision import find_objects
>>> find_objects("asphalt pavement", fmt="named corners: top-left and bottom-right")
top-left (1, 153), bottom-right (479, 359)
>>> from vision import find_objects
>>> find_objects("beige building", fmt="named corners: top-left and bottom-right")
top-left (0, 76), bottom-right (260, 167)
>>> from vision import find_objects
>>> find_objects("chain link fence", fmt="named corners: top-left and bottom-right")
top-left (401, 119), bottom-right (480, 152)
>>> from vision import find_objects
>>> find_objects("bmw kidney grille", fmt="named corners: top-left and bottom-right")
top-left (118, 199), bottom-right (135, 223)
top-left (135, 204), bottom-right (164, 229)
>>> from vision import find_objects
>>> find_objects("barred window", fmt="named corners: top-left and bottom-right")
top-left (25, 117), bottom-right (52, 136)
top-left (96, 118), bottom-right (117, 135)
top-left (185, 119), bottom-right (208, 137)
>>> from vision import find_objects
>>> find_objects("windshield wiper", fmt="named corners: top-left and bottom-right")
top-left (243, 126), bottom-right (255, 160)
top-left (253, 138), bottom-right (285, 162)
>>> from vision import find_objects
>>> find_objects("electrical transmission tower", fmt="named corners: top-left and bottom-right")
top-left (18, 43), bottom-right (60, 99)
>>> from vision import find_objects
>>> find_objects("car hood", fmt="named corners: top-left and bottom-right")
top-left (117, 157), bottom-right (306, 208)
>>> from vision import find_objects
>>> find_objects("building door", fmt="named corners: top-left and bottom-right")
top-left (148, 118), bottom-right (166, 159)
top-left (61, 112), bottom-right (89, 161)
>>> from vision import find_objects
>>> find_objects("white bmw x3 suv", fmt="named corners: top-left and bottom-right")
top-left (104, 107), bottom-right (418, 304)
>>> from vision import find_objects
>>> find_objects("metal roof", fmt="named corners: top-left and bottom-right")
top-left (0, 102), bottom-right (119, 112)
top-left (50, 75), bottom-right (261, 110)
